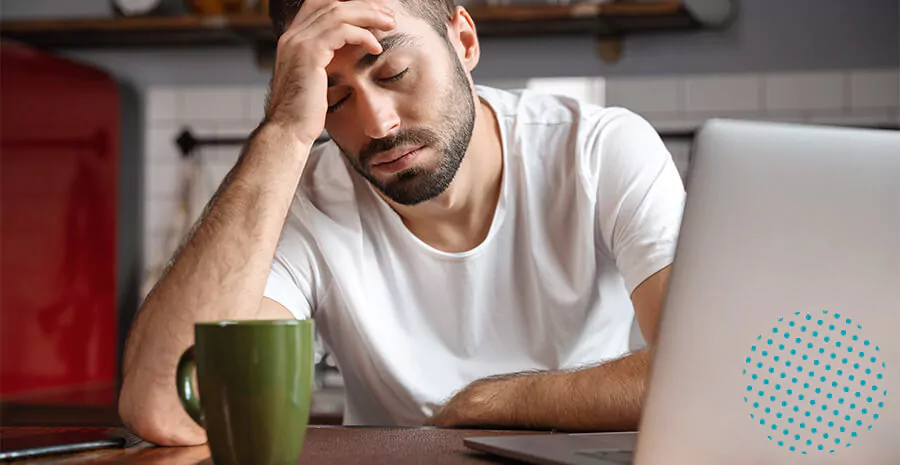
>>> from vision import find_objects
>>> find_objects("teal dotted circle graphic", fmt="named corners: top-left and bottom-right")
top-left (743, 310), bottom-right (887, 454)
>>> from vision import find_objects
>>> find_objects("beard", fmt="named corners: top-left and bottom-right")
top-left (336, 41), bottom-right (477, 206)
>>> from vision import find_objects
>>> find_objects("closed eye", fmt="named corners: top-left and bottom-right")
top-left (327, 94), bottom-right (350, 114)
top-left (327, 68), bottom-right (410, 114)
top-left (379, 68), bottom-right (409, 83)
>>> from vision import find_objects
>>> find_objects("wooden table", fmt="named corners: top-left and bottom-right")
top-left (0, 426), bottom-right (541, 464)
top-left (0, 383), bottom-right (344, 427)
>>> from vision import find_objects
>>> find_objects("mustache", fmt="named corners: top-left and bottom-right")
top-left (358, 128), bottom-right (440, 167)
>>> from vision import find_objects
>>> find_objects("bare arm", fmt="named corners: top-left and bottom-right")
top-left (119, 125), bottom-right (308, 446)
top-left (119, 0), bottom-right (396, 446)
top-left (427, 266), bottom-right (670, 431)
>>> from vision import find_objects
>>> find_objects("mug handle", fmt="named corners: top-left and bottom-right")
top-left (176, 345), bottom-right (205, 427)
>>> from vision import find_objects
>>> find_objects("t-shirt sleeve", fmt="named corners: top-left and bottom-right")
top-left (263, 202), bottom-right (324, 321)
top-left (588, 109), bottom-right (686, 295)
top-left (264, 255), bottom-right (313, 320)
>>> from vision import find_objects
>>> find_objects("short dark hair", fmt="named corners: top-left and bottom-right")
top-left (269, 0), bottom-right (456, 38)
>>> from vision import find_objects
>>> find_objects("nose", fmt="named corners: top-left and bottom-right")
top-left (356, 89), bottom-right (400, 140)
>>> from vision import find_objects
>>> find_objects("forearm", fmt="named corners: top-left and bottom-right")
top-left (509, 268), bottom-right (669, 431)
top-left (518, 350), bottom-right (651, 431)
top-left (432, 350), bottom-right (651, 432)
top-left (119, 123), bottom-right (308, 444)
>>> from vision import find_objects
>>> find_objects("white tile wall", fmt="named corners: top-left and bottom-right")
top-left (142, 87), bottom-right (266, 289)
top-left (181, 87), bottom-right (252, 122)
top-left (764, 72), bottom-right (847, 111)
top-left (603, 70), bottom-right (900, 130)
top-left (525, 77), bottom-right (605, 106)
top-left (605, 77), bottom-right (683, 114)
top-left (849, 70), bottom-right (899, 110)
top-left (217, 120), bottom-right (259, 144)
top-left (145, 127), bottom-right (182, 164)
top-left (685, 74), bottom-right (761, 113)
top-left (605, 69), bottom-right (898, 185)
top-left (145, 197), bottom-right (181, 251)
top-left (247, 87), bottom-right (269, 124)
top-left (807, 109), bottom-right (897, 127)
top-left (145, 161), bottom-right (182, 197)
top-left (146, 87), bottom-right (179, 122)
top-left (140, 68), bottom-right (900, 287)
top-left (475, 78), bottom-right (529, 91)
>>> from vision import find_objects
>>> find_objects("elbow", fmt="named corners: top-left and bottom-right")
top-left (118, 378), bottom-right (207, 447)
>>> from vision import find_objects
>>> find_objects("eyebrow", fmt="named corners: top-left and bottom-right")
top-left (327, 33), bottom-right (418, 87)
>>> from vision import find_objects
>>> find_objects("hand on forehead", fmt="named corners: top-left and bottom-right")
top-left (326, 3), bottom-right (433, 68)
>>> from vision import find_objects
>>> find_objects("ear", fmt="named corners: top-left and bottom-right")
top-left (447, 6), bottom-right (480, 72)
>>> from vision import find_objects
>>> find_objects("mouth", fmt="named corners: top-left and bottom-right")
top-left (370, 145), bottom-right (426, 174)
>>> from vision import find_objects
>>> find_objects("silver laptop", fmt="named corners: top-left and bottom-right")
top-left (464, 119), bottom-right (900, 465)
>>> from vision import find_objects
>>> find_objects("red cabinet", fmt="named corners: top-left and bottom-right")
top-left (1, 42), bottom-right (119, 399)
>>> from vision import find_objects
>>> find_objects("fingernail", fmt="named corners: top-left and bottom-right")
top-left (381, 6), bottom-right (394, 15)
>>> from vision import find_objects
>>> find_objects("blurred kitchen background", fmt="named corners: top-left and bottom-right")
top-left (1, 0), bottom-right (898, 427)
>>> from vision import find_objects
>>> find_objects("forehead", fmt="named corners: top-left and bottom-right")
top-left (366, 0), bottom-right (421, 21)
top-left (328, 0), bottom-right (437, 60)
top-left (369, 0), bottom-right (401, 11)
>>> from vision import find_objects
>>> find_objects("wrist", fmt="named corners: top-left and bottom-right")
top-left (222, 122), bottom-right (311, 201)
top-left (260, 109), bottom-right (326, 148)
top-left (256, 121), bottom-right (314, 158)
top-left (475, 374), bottom-right (543, 428)
top-left (236, 122), bottom-right (312, 180)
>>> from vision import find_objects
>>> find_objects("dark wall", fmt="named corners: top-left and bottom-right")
top-left (476, 0), bottom-right (900, 78)
top-left (3, 0), bottom-right (897, 88)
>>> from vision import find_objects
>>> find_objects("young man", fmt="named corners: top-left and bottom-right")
top-left (119, 0), bottom-right (685, 446)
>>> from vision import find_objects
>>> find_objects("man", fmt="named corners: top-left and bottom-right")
top-left (119, 0), bottom-right (685, 446)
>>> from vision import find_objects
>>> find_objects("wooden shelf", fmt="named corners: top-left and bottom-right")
top-left (0, 2), bottom-right (700, 50)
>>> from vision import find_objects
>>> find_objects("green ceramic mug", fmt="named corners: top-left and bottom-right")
top-left (176, 319), bottom-right (315, 465)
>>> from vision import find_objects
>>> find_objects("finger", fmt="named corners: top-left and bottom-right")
top-left (291, 0), bottom-right (393, 35)
top-left (286, 0), bottom-right (336, 31)
top-left (280, 4), bottom-right (391, 51)
top-left (315, 1), bottom-right (395, 34)
top-left (325, 23), bottom-right (384, 56)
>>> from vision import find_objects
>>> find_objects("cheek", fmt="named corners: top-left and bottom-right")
top-left (324, 104), bottom-right (369, 142)
top-left (323, 120), bottom-right (361, 156)
top-left (401, 75), bottom-right (449, 124)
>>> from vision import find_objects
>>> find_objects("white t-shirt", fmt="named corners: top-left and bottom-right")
top-left (264, 85), bottom-right (685, 426)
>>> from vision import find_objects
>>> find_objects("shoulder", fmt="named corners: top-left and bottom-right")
top-left (476, 84), bottom-right (585, 128)
top-left (476, 84), bottom-right (657, 157)
top-left (477, 85), bottom-right (663, 184)
top-left (477, 84), bottom-right (649, 128)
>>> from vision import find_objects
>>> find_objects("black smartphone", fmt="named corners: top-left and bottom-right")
top-left (0, 429), bottom-right (130, 461)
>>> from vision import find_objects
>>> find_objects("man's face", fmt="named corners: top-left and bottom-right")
top-left (323, 3), bottom-right (476, 206)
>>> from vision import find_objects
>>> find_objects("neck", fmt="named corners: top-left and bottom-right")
top-left (386, 95), bottom-right (503, 253)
